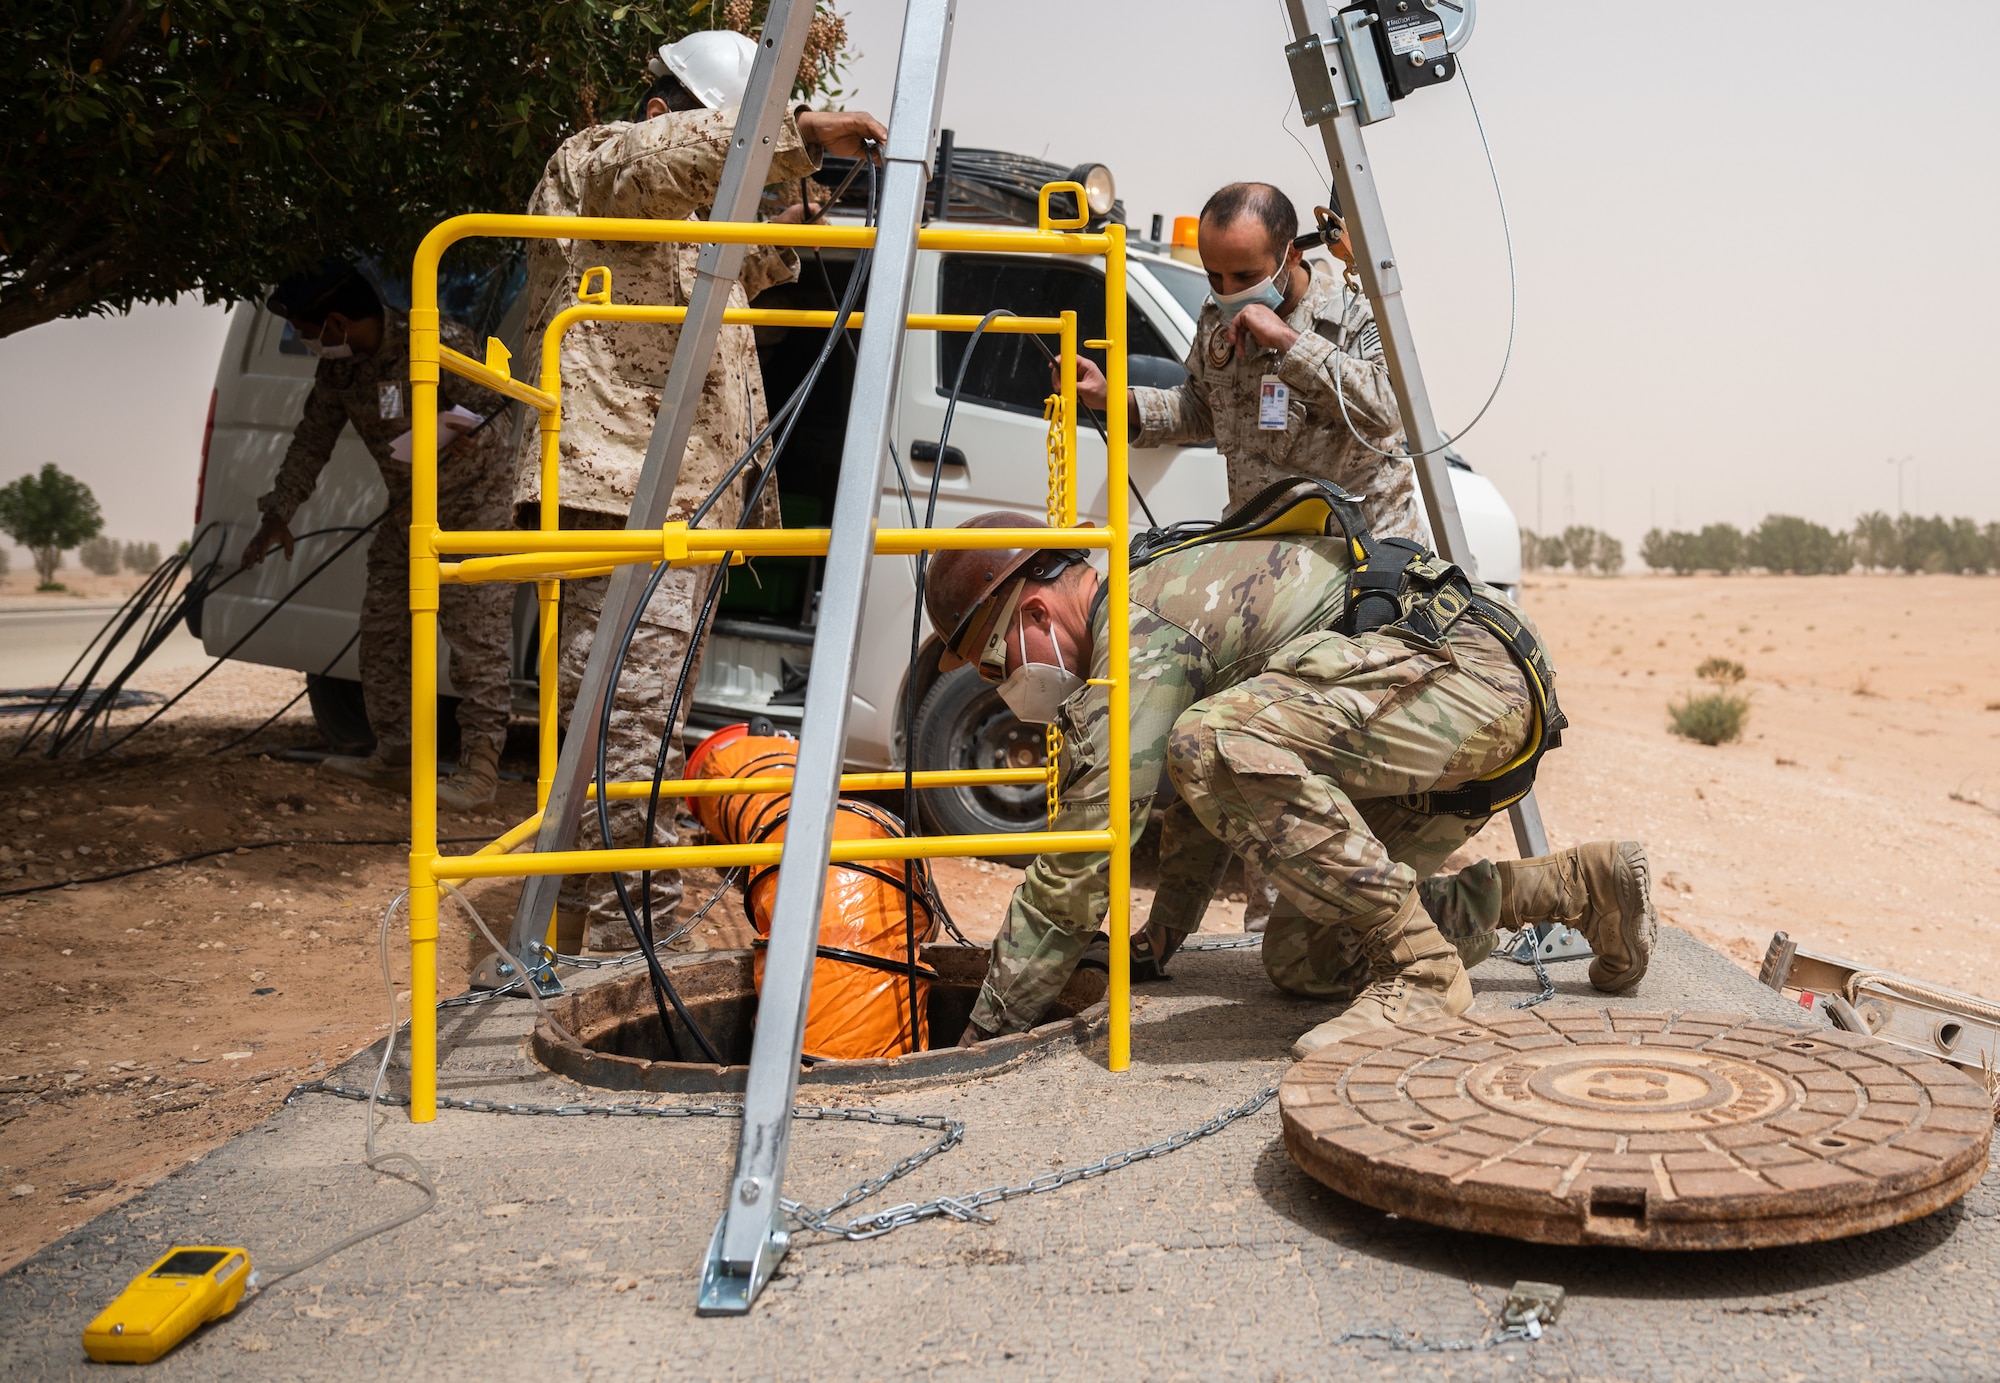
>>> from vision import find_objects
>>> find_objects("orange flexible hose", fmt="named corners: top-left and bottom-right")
top-left (688, 725), bottom-right (935, 1058)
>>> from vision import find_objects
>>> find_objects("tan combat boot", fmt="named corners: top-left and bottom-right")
top-left (323, 741), bottom-right (410, 791)
top-left (1499, 841), bottom-right (1657, 993)
top-left (437, 739), bottom-right (501, 812)
top-left (1290, 892), bottom-right (1474, 1059)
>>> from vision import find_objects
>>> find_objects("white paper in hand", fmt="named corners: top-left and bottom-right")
top-left (389, 405), bottom-right (484, 464)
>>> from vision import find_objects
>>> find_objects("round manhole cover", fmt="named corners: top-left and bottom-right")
top-left (1280, 1007), bottom-right (1993, 1249)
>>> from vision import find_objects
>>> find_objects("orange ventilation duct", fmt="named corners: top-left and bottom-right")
top-left (687, 725), bottom-right (939, 1059)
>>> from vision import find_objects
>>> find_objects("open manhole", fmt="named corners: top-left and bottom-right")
top-left (1279, 1007), bottom-right (1994, 1249)
top-left (531, 943), bottom-right (1107, 1093)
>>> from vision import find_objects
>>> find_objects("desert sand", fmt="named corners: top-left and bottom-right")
top-left (1, 570), bottom-right (1996, 1268)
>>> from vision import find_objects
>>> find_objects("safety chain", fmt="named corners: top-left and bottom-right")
top-left (1042, 390), bottom-right (1073, 829)
top-left (287, 1079), bottom-right (1274, 1243)
top-left (1510, 932), bottom-right (1556, 1010)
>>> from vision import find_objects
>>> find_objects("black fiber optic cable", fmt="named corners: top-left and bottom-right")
top-left (900, 307), bottom-right (1010, 1049)
top-left (588, 178), bottom-right (880, 1061)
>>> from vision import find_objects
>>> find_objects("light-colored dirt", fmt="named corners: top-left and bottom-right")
top-left (2, 571), bottom-right (1996, 1272)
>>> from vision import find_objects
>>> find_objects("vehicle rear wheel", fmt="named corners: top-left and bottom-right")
top-left (306, 675), bottom-right (374, 755)
top-left (911, 664), bottom-right (1046, 853)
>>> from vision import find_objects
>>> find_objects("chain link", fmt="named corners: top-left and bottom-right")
top-left (1509, 930), bottom-right (1557, 1009)
top-left (285, 1078), bottom-right (1542, 1353)
top-left (287, 1078), bottom-right (1273, 1242)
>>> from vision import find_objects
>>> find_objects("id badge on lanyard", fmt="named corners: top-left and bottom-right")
top-left (1258, 374), bottom-right (1289, 430)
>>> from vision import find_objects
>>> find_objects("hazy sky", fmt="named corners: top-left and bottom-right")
top-left (4, 0), bottom-right (1996, 562)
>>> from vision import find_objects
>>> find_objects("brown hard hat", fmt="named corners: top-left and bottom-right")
top-left (926, 512), bottom-right (1086, 671)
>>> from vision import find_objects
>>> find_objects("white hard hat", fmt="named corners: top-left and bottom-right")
top-left (650, 30), bottom-right (758, 118)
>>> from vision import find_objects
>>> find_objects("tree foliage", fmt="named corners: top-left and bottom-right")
top-left (3, 1), bottom-right (851, 339)
top-left (80, 535), bottom-right (124, 575)
top-left (0, 464), bottom-right (105, 586)
top-left (1522, 526), bottom-right (1621, 575)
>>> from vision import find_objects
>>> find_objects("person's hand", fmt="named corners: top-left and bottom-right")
top-left (771, 200), bottom-right (822, 225)
top-left (239, 515), bottom-right (295, 570)
top-left (798, 110), bottom-right (888, 164)
top-left (1053, 354), bottom-right (1112, 412)
top-left (1226, 302), bottom-right (1300, 357)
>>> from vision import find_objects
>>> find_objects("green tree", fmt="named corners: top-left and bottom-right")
top-left (1591, 531), bottom-right (1624, 575)
top-left (123, 538), bottom-right (161, 571)
top-left (3, 1), bottom-right (851, 338)
top-left (1694, 523), bottom-right (1745, 574)
top-left (0, 464), bottom-right (106, 587)
top-left (1641, 528), bottom-right (1698, 575)
top-left (1852, 511), bottom-right (1897, 570)
top-left (79, 535), bottom-right (123, 575)
top-left (1747, 514), bottom-right (1851, 574)
top-left (1518, 528), bottom-right (1545, 571)
top-left (1537, 532), bottom-right (1567, 571)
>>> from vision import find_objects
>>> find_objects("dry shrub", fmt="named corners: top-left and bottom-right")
top-left (1670, 657), bottom-right (1750, 745)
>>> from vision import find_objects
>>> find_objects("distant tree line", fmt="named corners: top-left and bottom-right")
top-left (1520, 525), bottom-right (1625, 576)
top-left (1632, 513), bottom-right (2000, 576)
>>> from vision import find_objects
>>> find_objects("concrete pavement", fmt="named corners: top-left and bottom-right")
top-left (3, 928), bottom-right (1994, 1380)
top-left (0, 601), bottom-right (204, 690)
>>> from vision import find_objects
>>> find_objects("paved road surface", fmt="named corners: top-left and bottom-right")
top-left (6, 929), bottom-right (1995, 1380)
top-left (0, 602), bottom-right (205, 689)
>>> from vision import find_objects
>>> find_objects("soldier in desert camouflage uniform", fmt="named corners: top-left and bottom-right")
top-left (513, 30), bottom-right (885, 949)
top-left (922, 491), bottom-right (1656, 1056)
top-left (241, 260), bottom-right (514, 811)
top-left (1077, 182), bottom-right (1423, 543)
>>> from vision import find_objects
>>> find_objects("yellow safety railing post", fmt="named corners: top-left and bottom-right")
top-left (407, 249), bottom-right (445, 1123)
top-left (1103, 225), bottom-right (1132, 1073)
top-left (1059, 311), bottom-right (1079, 526)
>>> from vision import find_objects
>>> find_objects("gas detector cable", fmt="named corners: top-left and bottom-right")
top-left (1273, 48), bottom-right (1517, 462)
top-left (899, 307), bottom-right (1012, 1046)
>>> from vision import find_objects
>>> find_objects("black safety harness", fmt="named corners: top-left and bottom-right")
top-left (1132, 477), bottom-right (1566, 818)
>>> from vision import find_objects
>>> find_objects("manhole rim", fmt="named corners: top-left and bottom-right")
top-left (529, 947), bottom-right (1110, 1094)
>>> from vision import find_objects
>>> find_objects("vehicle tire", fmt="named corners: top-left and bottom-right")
top-left (306, 675), bottom-right (375, 755)
top-left (911, 664), bottom-right (1047, 853)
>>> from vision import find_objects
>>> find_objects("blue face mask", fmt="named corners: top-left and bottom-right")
top-left (1209, 265), bottom-right (1287, 325)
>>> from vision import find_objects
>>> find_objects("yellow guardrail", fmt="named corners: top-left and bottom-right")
top-left (403, 207), bottom-right (1132, 1121)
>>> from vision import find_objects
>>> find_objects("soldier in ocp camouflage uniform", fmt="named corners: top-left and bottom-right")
top-left (922, 494), bottom-right (1657, 1056)
top-left (242, 261), bottom-right (515, 811)
top-left (513, 30), bottom-right (885, 950)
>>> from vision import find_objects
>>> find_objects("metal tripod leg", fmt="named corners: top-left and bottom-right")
top-left (1280, 0), bottom-right (1551, 863)
top-left (489, 0), bottom-right (824, 987)
top-left (697, 0), bottom-right (956, 1317)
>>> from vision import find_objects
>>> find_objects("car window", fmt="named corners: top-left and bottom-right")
top-left (1140, 259), bottom-right (1211, 323)
top-left (937, 255), bottom-right (1176, 416)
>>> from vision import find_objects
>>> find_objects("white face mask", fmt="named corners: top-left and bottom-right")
top-left (1208, 263), bottom-right (1288, 326)
top-left (994, 609), bottom-right (1085, 725)
top-left (303, 321), bottom-right (353, 360)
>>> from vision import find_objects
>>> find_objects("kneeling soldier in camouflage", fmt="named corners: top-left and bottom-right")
top-left (923, 480), bottom-right (1656, 1057)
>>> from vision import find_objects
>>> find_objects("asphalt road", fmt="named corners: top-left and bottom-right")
top-left (0, 602), bottom-right (206, 690)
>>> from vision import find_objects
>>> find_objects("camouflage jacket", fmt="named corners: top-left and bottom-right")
top-left (258, 308), bottom-right (508, 525)
top-left (979, 531), bottom-right (1540, 1035)
top-left (510, 107), bottom-right (821, 528)
top-left (1129, 259), bottom-right (1426, 542)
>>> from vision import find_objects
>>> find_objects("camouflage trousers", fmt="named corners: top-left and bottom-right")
top-left (556, 562), bottom-right (710, 951)
top-left (357, 472), bottom-right (513, 764)
top-left (1166, 621), bottom-right (1531, 999)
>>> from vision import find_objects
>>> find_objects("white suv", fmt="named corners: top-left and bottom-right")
top-left (188, 216), bottom-right (1521, 837)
